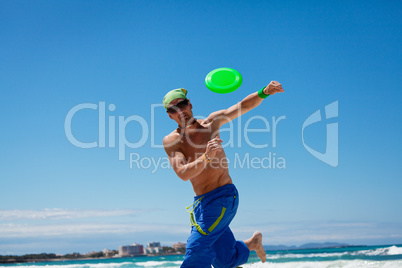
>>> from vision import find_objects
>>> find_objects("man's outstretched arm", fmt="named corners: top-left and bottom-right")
top-left (205, 81), bottom-right (284, 127)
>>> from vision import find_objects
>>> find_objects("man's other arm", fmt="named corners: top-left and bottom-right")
top-left (163, 135), bottom-right (223, 181)
top-left (205, 81), bottom-right (284, 127)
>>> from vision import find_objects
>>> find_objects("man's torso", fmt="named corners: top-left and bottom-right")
top-left (169, 118), bottom-right (232, 195)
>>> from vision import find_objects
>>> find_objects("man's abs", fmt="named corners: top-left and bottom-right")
top-left (190, 168), bottom-right (233, 196)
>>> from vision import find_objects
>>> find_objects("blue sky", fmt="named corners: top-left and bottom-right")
top-left (0, 0), bottom-right (401, 255)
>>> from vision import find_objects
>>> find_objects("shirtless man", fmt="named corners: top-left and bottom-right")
top-left (163, 81), bottom-right (284, 268)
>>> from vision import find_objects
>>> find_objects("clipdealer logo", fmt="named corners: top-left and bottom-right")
top-left (302, 101), bottom-right (339, 167)
top-left (64, 102), bottom-right (287, 171)
top-left (64, 101), bottom-right (339, 171)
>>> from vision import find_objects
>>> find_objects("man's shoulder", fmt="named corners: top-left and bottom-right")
top-left (203, 110), bottom-right (226, 125)
top-left (163, 129), bottom-right (180, 148)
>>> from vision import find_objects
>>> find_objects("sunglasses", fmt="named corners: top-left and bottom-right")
top-left (167, 99), bottom-right (189, 113)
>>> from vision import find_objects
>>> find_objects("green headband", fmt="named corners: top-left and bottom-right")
top-left (163, 88), bottom-right (188, 109)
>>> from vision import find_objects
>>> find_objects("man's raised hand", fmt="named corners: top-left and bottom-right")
top-left (263, 81), bottom-right (285, 95)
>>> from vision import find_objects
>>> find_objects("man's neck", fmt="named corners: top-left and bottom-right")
top-left (178, 117), bottom-right (197, 129)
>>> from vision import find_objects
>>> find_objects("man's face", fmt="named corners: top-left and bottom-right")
top-left (167, 98), bottom-right (193, 125)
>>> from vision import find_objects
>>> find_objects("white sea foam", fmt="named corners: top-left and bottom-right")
top-left (353, 245), bottom-right (402, 256)
top-left (267, 252), bottom-right (347, 259)
top-left (134, 260), bottom-right (182, 267)
top-left (263, 245), bottom-right (402, 260)
top-left (388, 246), bottom-right (402, 255)
top-left (243, 260), bottom-right (402, 268)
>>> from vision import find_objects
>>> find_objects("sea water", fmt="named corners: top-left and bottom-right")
top-left (2, 245), bottom-right (402, 268)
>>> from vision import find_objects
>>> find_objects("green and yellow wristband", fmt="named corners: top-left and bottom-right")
top-left (258, 87), bottom-right (270, 99)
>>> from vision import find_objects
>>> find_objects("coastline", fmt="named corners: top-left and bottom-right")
top-left (1, 253), bottom-right (185, 265)
top-left (1, 245), bottom-right (402, 267)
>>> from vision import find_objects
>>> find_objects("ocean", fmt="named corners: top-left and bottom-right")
top-left (2, 244), bottom-right (402, 268)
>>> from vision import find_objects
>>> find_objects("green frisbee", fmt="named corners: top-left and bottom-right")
top-left (205, 67), bottom-right (242, 94)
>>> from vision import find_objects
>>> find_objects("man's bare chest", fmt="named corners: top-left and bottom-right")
top-left (178, 127), bottom-right (219, 159)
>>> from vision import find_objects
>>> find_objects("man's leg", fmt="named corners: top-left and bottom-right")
top-left (211, 227), bottom-right (249, 268)
top-left (181, 203), bottom-right (236, 268)
top-left (181, 226), bottom-right (217, 268)
top-left (182, 187), bottom-right (239, 268)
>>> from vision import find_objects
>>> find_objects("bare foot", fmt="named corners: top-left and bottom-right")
top-left (244, 231), bottom-right (267, 263)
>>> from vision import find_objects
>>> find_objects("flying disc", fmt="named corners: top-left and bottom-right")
top-left (205, 67), bottom-right (242, 94)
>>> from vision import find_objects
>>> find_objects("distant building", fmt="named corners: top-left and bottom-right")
top-left (119, 243), bottom-right (144, 257)
top-left (145, 242), bottom-right (162, 254)
top-left (172, 242), bottom-right (186, 253)
top-left (103, 249), bottom-right (115, 258)
top-left (147, 242), bottom-right (161, 248)
top-left (144, 247), bottom-right (162, 254)
top-left (85, 251), bottom-right (97, 256)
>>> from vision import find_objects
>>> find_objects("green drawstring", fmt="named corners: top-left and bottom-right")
top-left (185, 196), bottom-right (228, 236)
top-left (186, 196), bottom-right (208, 235)
top-left (185, 196), bottom-right (204, 211)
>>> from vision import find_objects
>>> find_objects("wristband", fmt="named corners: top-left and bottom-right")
top-left (203, 153), bottom-right (211, 162)
top-left (258, 87), bottom-right (270, 99)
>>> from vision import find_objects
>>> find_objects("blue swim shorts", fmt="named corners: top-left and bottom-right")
top-left (181, 184), bottom-right (249, 268)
